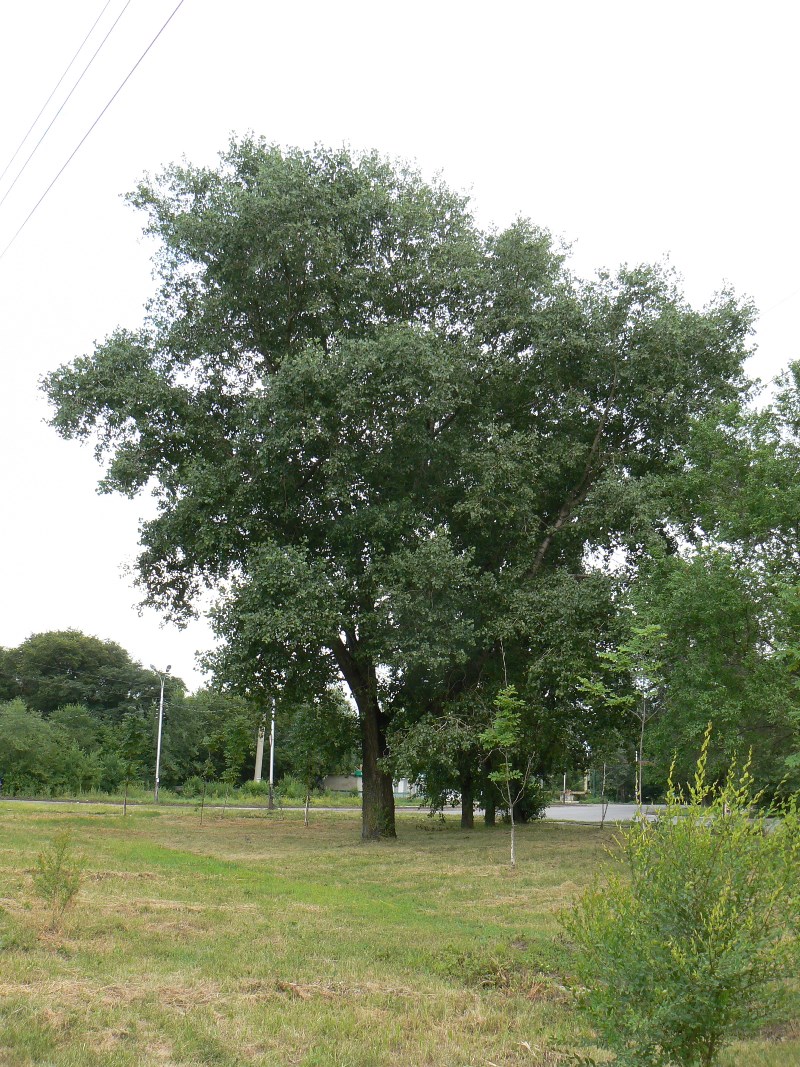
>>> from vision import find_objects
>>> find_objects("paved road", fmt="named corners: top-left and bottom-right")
top-left (544, 802), bottom-right (662, 823)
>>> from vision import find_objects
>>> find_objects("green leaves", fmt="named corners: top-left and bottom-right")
top-left (41, 139), bottom-right (759, 828)
top-left (564, 730), bottom-right (800, 1066)
top-left (479, 685), bottom-right (525, 755)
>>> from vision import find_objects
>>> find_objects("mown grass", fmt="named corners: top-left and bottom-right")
top-left (0, 802), bottom-right (797, 1067)
top-left (2, 786), bottom-right (420, 809)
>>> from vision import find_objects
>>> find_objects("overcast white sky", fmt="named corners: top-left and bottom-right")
top-left (0, 0), bottom-right (797, 691)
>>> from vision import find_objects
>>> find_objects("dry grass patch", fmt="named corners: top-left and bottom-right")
top-left (0, 804), bottom-right (795, 1066)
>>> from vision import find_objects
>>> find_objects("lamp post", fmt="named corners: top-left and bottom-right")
top-left (268, 700), bottom-right (276, 810)
top-left (150, 664), bottom-right (171, 802)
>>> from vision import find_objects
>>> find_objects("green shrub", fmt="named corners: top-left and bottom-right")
top-left (239, 779), bottom-right (272, 797)
top-left (276, 774), bottom-right (308, 800)
top-left (563, 728), bottom-right (800, 1067)
top-left (181, 775), bottom-right (206, 797)
top-left (32, 832), bottom-right (84, 931)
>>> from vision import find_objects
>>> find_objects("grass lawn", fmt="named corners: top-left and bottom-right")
top-left (0, 803), bottom-right (797, 1067)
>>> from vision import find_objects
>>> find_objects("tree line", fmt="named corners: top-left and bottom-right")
top-left (0, 630), bottom-right (357, 798)
top-left (39, 140), bottom-right (800, 835)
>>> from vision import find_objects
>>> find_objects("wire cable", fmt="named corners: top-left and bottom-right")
top-left (0, 0), bottom-right (187, 265)
top-left (0, 0), bottom-right (133, 213)
top-left (0, 0), bottom-right (116, 188)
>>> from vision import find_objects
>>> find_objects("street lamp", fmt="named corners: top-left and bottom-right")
top-left (150, 664), bottom-right (171, 802)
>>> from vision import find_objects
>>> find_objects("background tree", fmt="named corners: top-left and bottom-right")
top-left (115, 710), bottom-right (151, 814)
top-left (0, 700), bottom-right (57, 795)
top-left (186, 689), bottom-right (262, 785)
top-left (44, 140), bottom-right (755, 838)
top-left (2, 630), bottom-right (181, 723)
top-left (579, 624), bottom-right (666, 805)
top-left (627, 367), bottom-right (800, 794)
top-left (278, 691), bottom-right (359, 824)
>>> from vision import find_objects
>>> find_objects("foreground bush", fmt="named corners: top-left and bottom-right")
top-left (563, 730), bottom-right (800, 1067)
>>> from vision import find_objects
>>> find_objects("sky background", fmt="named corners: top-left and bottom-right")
top-left (1, 0), bottom-right (797, 691)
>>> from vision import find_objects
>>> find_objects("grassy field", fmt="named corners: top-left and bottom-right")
top-left (0, 803), bottom-right (797, 1067)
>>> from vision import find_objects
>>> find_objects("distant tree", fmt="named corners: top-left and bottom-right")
top-left (0, 648), bottom-right (16, 702)
top-left (628, 366), bottom-right (800, 794)
top-left (4, 630), bottom-right (179, 722)
top-left (0, 700), bottom-right (58, 794)
top-left (185, 689), bottom-right (262, 784)
top-left (279, 691), bottom-right (359, 824)
top-left (49, 704), bottom-right (102, 753)
top-left (115, 711), bottom-right (151, 813)
top-left (386, 701), bottom-right (487, 826)
top-left (579, 624), bottom-right (667, 806)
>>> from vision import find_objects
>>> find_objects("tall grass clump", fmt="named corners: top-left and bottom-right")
top-left (32, 832), bottom-right (84, 931)
top-left (563, 726), bottom-right (800, 1067)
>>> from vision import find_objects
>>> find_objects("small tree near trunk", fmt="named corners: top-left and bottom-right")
top-left (480, 686), bottom-right (533, 868)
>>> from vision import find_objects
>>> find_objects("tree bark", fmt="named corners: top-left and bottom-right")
top-left (460, 766), bottom-right (474, 829)
top-left (359, 691), bottom-right (396, 839)
top-left (333, 636), bottom-right (396, 840)
top-left (484, 794), bottom-right (496, 827)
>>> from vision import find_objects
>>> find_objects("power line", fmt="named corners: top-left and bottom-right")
top-left (0, 0), bottom-right (133, 213)
top-left (0, 0), bottom-right (116, 188)
top-left (761, 285), bottom-right (800, 318)
top-left (0, 0), bottom-right (188, 265)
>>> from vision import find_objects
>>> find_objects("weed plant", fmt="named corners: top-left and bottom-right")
top-left (564, 728), bottom-right (800, 1067)
top-left (31, 832), bottom-right (83, 931)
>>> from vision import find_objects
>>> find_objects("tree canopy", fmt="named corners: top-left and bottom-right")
top-left (43, 140), bottom-right (755, 837)
top-left (2, 630), bottom-right (182, 721)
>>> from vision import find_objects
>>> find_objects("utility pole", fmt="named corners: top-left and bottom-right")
top-left (149, 664), bottom-right (171, 802)
top-left (268, 701), bottom-right (276, 810)
top-left (254, 719), bottom-right (265, 782)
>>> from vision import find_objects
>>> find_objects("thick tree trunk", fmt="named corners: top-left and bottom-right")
top-left (333, 636), bottom-right (396, 840)
top-left (359, 688), bottom-right (396, 839)
top-left (460, 766), bottom-right (474, 829)
top-left (484, 794), bottom-right (496, 827)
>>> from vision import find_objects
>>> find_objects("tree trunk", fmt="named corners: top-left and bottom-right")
top-left (484, 794), bottom-right (496, 827)
top-left (334, 637), bottom-right (396, 840)
top-left (304, 792), bottom-right (310, 827)
top-left (460, 766), bottom-right (474, 829)
top-left (359, 691), bottom-right (396, 839)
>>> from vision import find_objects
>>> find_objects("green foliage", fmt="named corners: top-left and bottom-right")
top-left (579, 624), bottom-right (667, 804)
top-left (276, 774), bottom-right (307, 800)
top-left (189, 689), bottom-right (262, 785)
top-left (630, 368), bottom-right (800, 794)
top-left (564, 729), bottom-right (800, 1066)
top-left (279, 691), bottom-right (359, 793)
top-left (32, 833), bottom-right (84, 931)
top-left (480, 686), bottom-right (539, 864)
top-left (43, 139), bottom-right (756, 836)
top-left (637, 546), bottom-right (800, 794)
top-left (3, 629), bottom-right (178, 720)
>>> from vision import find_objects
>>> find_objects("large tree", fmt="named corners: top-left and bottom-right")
top-left (44, 140), bottom-right (754, 838)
